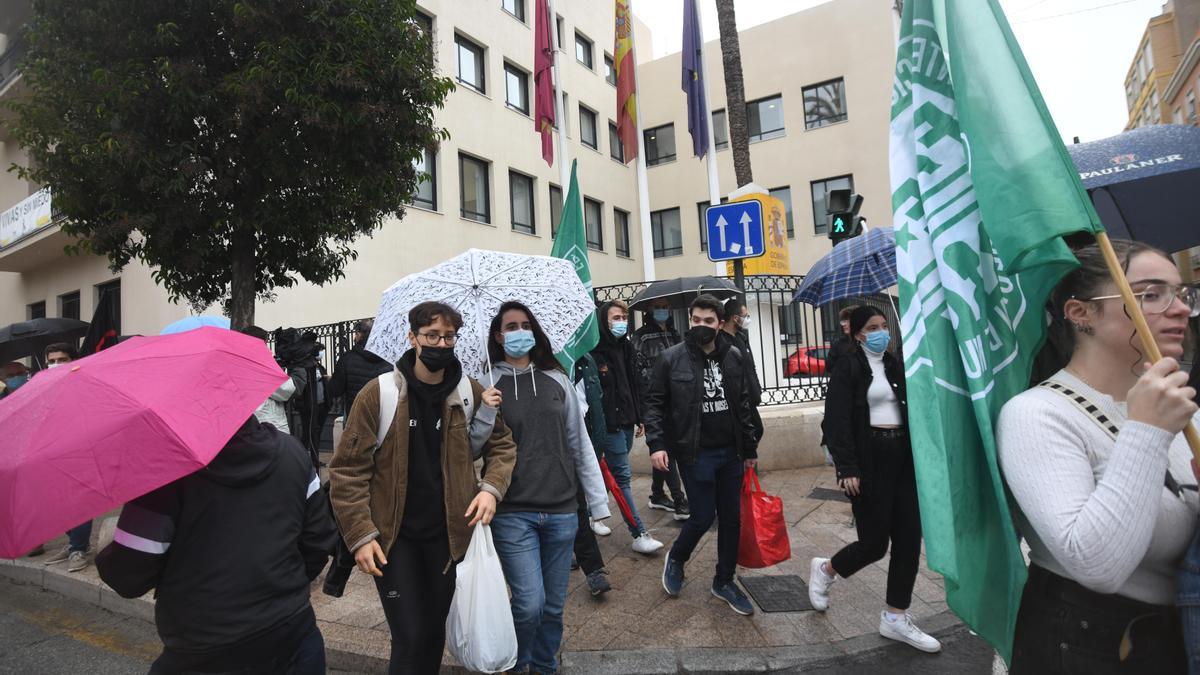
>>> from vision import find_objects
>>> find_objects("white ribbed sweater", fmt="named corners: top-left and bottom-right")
top-left (997, 369), bottom-right (1199, 605)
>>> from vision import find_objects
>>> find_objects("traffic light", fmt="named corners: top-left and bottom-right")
top-left (826, 189), bottom-right (864, 246)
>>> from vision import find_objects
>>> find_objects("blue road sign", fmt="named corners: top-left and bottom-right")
top-left (705, 201), bottom-right (765, 262)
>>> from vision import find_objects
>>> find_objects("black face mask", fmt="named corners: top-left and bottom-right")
top-left (418, 345), bottom-right (457, 372)
top-left (687, 325), bottom-right (717, 345)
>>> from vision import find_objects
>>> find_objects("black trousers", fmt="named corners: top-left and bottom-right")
top-left (651, 458), bottom-right (686, 503)
top-left (374, 533), bottom-right (457, 675)
top-left (671, 445), bottom-right (743, 585)
top-left (1010, 565), bottom-right (1185, 674)
top-left (574, 488), bottom-right (605, 575)
top-left (829, 428), bottom-right (922, 610)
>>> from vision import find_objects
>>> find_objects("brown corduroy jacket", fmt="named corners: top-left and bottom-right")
top-left (329, 371), bottom-right (516, 561)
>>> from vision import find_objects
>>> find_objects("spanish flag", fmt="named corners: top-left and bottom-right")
top-left (614, 0), bottom-right (638, 164)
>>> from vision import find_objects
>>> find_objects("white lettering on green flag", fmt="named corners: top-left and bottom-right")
top-left (552, 160), bottom-right (599, 370)
top-left (890, 0), bottom-right (1102, 662)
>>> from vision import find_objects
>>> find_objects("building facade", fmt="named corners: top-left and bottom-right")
top-left (1125, 0), bottom-right (1200, 129)
top-left (0, 0), bottom-right (896, 334)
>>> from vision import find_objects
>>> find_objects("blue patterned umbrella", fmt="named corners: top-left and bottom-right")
top-left (792, 228), bottom-right (896, 306)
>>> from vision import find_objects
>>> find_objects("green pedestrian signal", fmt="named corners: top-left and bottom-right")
top-left (833, 216), bottom-right (847, 233)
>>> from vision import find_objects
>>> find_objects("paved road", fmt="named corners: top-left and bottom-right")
top-left (1, 577), bottom-right (997, 674)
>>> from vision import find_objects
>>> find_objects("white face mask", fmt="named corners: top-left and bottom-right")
top-left (47, 363), bottom-right (62, 369)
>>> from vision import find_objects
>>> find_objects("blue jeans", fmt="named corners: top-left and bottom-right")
top-left (490, 512), bottom-right (578, 674)
top-left (1179, 528), bottom-right (1200, 674)
top-left (68, 521), bottom-right (93, 553)
top-left (599, 426), bottom-right (645, 538)
top-left (671, 446), bottom-right (743, 585)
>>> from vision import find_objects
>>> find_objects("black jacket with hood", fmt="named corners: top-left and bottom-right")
top-left (643, 332), bottom-right (759, 465)
top-left (96, 418), bottom-right (337, 671)
top-left (589, 301), bottom-right (642, 432)
top-left (328, 341), bottom-right (393, 416)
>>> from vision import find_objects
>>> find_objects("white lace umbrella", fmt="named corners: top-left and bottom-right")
top-left (366, 248), bottom-right (596, 379)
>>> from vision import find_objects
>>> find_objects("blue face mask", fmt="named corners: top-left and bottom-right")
top-left (610, 321), bottom-right (628, 338)
top-left (503, 329), bottom-right (536, 357)
top-left (652, 309), bottom-right (670, 323)
top-left (864, 329), bottom-right (891, 353)
top-left (4, 375), bottom-right (27, 392)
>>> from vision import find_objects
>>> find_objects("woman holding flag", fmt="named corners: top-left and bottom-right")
top-left (998, 241), bottom-right (1199, 673)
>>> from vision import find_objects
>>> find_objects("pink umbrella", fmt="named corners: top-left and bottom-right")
top-left (0, 327), bottom-right (285, 558)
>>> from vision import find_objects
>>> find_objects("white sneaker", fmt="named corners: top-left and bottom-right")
top-left (879, 611), bottom-right (942, 653)
top-left (631, 533), bottom-right (664, 554)
top-left (808, 557), bottom-right (836, 611)
top-left (590, 519), bottom-right (611, 536)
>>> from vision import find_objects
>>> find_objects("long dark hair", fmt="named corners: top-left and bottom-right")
top-left (487, 301), bottom-right (563, 372)
top-left (848, 305), bottom-right (886, 344)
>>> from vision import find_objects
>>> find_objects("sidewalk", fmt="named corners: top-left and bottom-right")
top-left (0, 466), bottom-right (961, 674)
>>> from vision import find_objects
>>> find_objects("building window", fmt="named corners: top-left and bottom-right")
top-left (558, 92), bottom-right (570, 135)
top-left (810, 175), bottom-right (853, 235)
top-left (614, 208), bottom-right (631, 257)
top-left (1188, 90), bottom-right (1197, 124)
top-left (575, 32), bottom-right (593, 69)
top-left (1150, 89), bottom-right (1160, 124)
top-left (712, 109), bottom-right (729, 150)
top-left (549, 184), bottom-right (563, 237)
top-left (459, 154), bottom-right (490, 223)
top-left (803, 78), bottom-right (847, 129)
top-left (96, 280), bottom-right (121, 334)
top-left (411, 147), bottom-right (437, 210)
top-left (455, 35), bottom-right (485, 93)
top-left (509, 171), bottom-right (535, 234)
top-left (769, 186), bottom-right (794, 238)
top-left (604, 54), bottom-right (616, 85)
top-left (747, 95), bottom-right (785, 142)
top-left (28, 300), bottom-right (46, 320)
top-left (651, 208), bottom-right (683, 258)
top-left (584, 197), bottom-right (603, 250)
top-left (504, 62), bottom-right (530, 115)
top-left (58, 291), bottom-right (80, 321)
top-left (1175, 107), bottom-right (1185, 125)
top-left (644, 124), bottom-right (676, 166)
top-left (608, 121), bottom-right (624, 162)
top-left (696, 198), bottom-right (728, 252)
top-left (580, 106), bottom-right (598, 149)
top-left (555, 16), bottom-right (564, 52)
top-left (501, 0), bottom-right (525, 22)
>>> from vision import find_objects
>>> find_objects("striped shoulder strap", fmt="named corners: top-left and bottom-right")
top-left (1037, 380), bottom-right (1183, 498)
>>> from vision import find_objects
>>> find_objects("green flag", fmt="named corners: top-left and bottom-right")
top-left (551, 160), bottom-right (599, 371)
top-left (890, 0), bottom-right (1102, 661)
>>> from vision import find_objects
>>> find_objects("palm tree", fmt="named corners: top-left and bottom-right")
top-left (716, 0), bottom-right (752, 187)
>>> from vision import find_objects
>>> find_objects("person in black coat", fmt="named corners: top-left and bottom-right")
top-left (807, 306), bottom-right (941, 654)
top-left (328, 319), bottom-right (393, 426)
top-left (97, 417), bottom-right (338, 673)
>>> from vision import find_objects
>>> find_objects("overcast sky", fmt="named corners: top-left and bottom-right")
top-left (633, 0), bottom-right (1169, 143)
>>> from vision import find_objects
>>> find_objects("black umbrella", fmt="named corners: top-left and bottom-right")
top-left (1067, 124), bottom-right (1200, 253)
top-left (628, 276), bottom-right (740, 311)
top-left (0, 318), bottom-right (90, 364)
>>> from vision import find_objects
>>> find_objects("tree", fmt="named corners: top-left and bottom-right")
top-left (715, 0), bottom-right (752, 187)
top-left (9, 0), bottom-right (453, 328)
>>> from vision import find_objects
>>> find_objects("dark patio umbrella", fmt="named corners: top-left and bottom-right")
top-left (0, 318), bottom-right (90, 364)
top-left (628, 275), bottom-right (740, 311)
top-left (1067, 124), bottom-right (1200, 253)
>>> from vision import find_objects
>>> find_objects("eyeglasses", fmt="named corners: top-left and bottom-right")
top-left (1087, 283), bottom-right (1199, 318)
top-left (417, 332), bottom-right (458, 346)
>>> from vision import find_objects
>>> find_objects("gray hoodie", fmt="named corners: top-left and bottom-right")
top-left (488, 361), bottom-right (610, 520)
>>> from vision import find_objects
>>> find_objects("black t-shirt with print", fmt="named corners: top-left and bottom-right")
top-left (698, 350), bottom-right (737, 450)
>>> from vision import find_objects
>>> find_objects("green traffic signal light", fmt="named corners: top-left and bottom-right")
top-left (833, 216), bottom-right (846, 233)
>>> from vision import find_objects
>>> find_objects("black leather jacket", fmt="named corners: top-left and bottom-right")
top-left (823, 346), bottom-right (908, 480)
top-left (643, 336), bottom-right (759, 465)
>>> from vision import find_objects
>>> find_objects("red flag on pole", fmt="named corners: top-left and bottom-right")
top-left (534, 0), bottom-right (556, 166)
top-left (614, 0), bottom-right (638, 164)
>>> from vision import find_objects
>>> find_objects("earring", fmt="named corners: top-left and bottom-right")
top-left (1073, 322), bottom-right (1095, 336)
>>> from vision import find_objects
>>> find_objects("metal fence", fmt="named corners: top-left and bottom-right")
top-left (594, 274), bottom-right (899, 407)
top-left (275, 274), bottom-right (899, 409)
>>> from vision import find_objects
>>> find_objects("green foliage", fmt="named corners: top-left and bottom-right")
top-left (9, 0), bottom-right (453, 317)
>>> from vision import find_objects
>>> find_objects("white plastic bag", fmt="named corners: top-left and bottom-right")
top-left (445, 522), bottom-right (518, 673)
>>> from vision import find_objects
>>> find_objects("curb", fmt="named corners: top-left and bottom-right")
top-left (0, 558), bottom-right (966, 674)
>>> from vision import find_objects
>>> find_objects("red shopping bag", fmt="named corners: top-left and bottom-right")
top-left (737, 467), bottom-right (791, 568)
